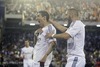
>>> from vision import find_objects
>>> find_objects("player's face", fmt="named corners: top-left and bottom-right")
top-left (25, 41), bottom-right (29, 47)
top-left (67, 11), bottom-right (72, 23)
top-left (36, 13), bottom-right (44, 28)
top-left (67, 11), bottom-right (71, 18)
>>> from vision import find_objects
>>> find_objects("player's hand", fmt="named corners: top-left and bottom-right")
top-left (49, 19), bottom-right (54, 23)
top-left (19, 55), bottom-right (24, 61)
top-left (45, 33), bottom-right (53, 38)
top-left (45, 30), bottom-right (54, 38)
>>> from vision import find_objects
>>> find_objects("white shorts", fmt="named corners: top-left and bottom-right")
top-left (65, 55), bottom-right (86, 67)
top-left (23, 59), bottom-right (33, 67)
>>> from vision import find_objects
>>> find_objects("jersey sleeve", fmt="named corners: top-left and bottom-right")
top-left (65, 22), bottom-right (81, 38)
top-left (20, 48), bottom-right (24, 57)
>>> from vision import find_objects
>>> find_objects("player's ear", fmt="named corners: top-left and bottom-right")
top-left (43, 16), bottom-right (47, 21)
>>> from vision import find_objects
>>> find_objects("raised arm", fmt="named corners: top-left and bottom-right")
top-left (49, 20), bottom-right (67, 32)
top-left (20, 49), bottom-right (24, 59)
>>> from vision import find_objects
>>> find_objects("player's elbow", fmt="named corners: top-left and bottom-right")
top-left (63, 36), bottom-right (68, 40)
top-left (60, 29), bottom-right (66, 33)
top-left (63, 33), bottom-right (70, 40)
top-left (52, 41), bottom-right (56, 45)
top-left (63, 36), bottom-right (67, 39)
top-left (50, 41), bottom-right (56, 47)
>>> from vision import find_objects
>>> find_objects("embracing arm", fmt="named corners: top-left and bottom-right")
top-left (46, 32), bottom-right (71, 40)
top-left (52, 33), bottom-right (71, 39)
top-left (49, 20), bottom-right (67, 32)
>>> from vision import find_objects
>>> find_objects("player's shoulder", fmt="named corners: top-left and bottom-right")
top-left (75, 20), bottom-right (81, 24)
top-left (75, 20), bottom-right (85, 27)
top-left (42, 24), bottom-right (51, 31)
top-left (48, 24), bottom-right (56, 29)
top-left (42, 24), bottom-right (56, 32)
top-left (49, 24), bottom-right (54, 27)
top-left (29, 46), bottom-right (34, 49)
top-left (21, 47), bottom-right (26, 50)
top-left (44, 24), bottom-right (54, 28)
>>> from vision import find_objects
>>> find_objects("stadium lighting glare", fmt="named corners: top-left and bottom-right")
top-left (64, 24), bottom-right (67, 26)
top-left (30, 23), bottom-right (35, 26)
top-left (96, 25), bottom-right (100, 27)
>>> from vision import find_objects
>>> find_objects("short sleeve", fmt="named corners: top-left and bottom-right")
top-left (66, 22), bottom-right (81, 38)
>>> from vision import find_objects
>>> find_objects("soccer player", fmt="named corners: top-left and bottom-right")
top-left (46, 8), bottom-right (86, 67)
top-left (20, 40), bottom-right (34, 67)
top-left (33, 11), bottom-right (56, 67)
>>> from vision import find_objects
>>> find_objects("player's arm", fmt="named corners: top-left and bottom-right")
top-left (46, 22), bottom-right (82, 39)
top-left (34, 29), bottom-right (39, 45)
top-left (34, 34), bottom-right (37, 45)
top-left (49, 20), bottom-right (67, 32)
top-left (39, 41), bottom-right (56, 62)
top-left (34, 28), bottom-right (43, 45)
top-left (20, 49), bottom-right (24, 59)
top-left (46, 32), bottom-right (71, 40)
top-left (45, 41), bottom-right (56, 55)
top-left (52, 33), bottom-right (70, 39)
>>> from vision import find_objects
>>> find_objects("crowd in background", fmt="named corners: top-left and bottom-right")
top-left (5, 0), bottom-right (100, 21)
top-left (0, 30), bottom-right (34, 66)
top-left (0, 28), bottom-right (100, 67)
top-left (85, 31), bottom-right (100, 67)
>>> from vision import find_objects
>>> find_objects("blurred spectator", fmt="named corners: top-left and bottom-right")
top-left (5, 0), bottom-right (100, 22)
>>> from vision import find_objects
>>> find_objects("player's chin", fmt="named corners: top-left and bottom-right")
top-left (39, 25), bottom-right (43, 28)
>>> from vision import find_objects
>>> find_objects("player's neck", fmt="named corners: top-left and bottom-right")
top-left (25, 45), bottom-right (30, 48)
top-left (43, 21), bottom-right (50, 27)
top-left (72, 17), bottom-right (79, 22)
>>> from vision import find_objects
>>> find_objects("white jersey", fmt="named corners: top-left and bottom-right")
top-left (21, 46), bottom-right (34, 60)
top-left (66, 20), bottom-right (85, 57)
top-left (33, 24), bottom-right (56, 62)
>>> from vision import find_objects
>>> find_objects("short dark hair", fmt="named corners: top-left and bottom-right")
top-left (38, 11), bottom-right (49, 21)
top-left (68, 8), bottom-right (79, 17)
top-left (25, 39), bottom-right (29, 42)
